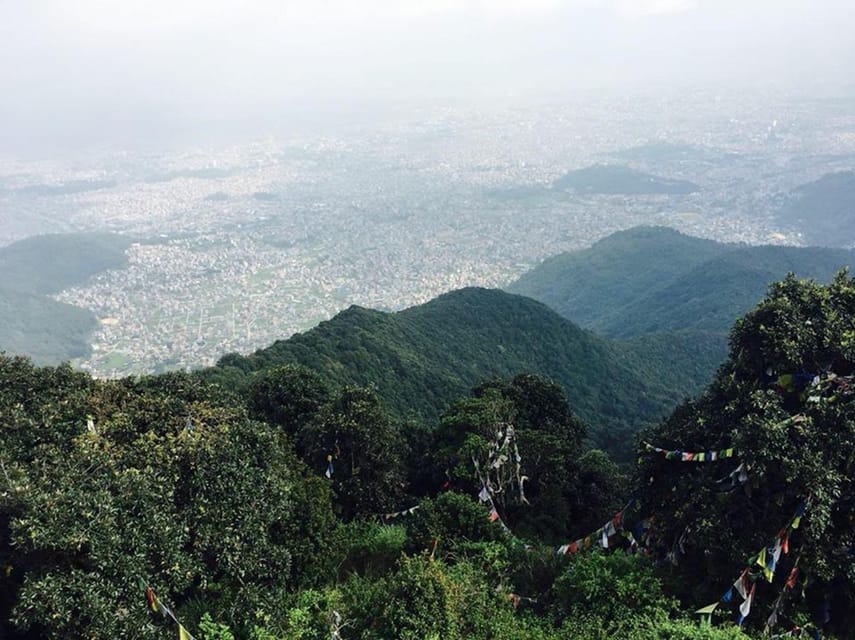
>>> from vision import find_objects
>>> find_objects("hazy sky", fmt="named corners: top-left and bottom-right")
top-left (2, 0), bottom-right (854, 151)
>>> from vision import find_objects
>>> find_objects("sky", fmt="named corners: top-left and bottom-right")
top-left (1, 0), bottom-right (854, 152)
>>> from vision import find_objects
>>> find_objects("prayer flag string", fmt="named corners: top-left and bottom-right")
top-left (641, 441), bottom-right (736, 462)
top-left (140, 578), bottom-right (197, 640)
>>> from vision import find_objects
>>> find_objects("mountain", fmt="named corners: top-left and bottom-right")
top-left (509, 226), bottom-right (854, 338)
top-left (508, 227), bottom-right (854, 394)
top-left (0, 286), bottom-right (97, 362)
top-left (203, 287), bottom-right (722, 457)
top-left (0, 232), bottom-right (132, 363)
top-left (552, 164), bottom-right (700, 195)
top-left (777, 170), bottom-right (855, 247)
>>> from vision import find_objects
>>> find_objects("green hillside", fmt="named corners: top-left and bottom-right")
top-left (0, 232), bottom-right (132, 295)
top-left (509, 226), bottom-right (854, 338)
top-left (0, 232), bottom-right (132, 363)
top-left (509, 226), bottom-right (729, 329)
top-left (777, 170), bottom-right (855, 247)
top-left (203, 287), bottom-right (721, 456)
top-left (0, 287), bottom-right (97, 363)
top-left (553, 164), bottom-right (700, 195)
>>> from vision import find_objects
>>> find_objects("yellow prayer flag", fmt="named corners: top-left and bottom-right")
top-left (723, 448), bottom-right (734, 458)
top-left (179, 624), bottom-right (192, 640)
top-left (791, 515), bottom-right (802, 529)
top-left (695, 602), bottom-right (719, 615)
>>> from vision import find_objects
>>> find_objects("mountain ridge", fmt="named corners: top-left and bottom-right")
top-left (203, 286), bottom-right (721, 457)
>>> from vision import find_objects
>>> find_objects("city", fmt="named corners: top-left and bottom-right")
top-left (2, 91), bottom-right (853, 377)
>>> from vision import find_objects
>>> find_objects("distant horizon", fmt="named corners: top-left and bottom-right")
top-left (3, 0), bottom-right (854, 155)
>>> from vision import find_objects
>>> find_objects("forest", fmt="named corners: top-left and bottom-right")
top-left (1, 271), bottom-right (854, 639)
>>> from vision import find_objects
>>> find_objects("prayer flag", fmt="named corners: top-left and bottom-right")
top-left (737, 583), bottom-right (756, 625)
top-left (145, 586), bottom-right (158, 613)
top-left (734, 569), bottom-right (750, 600)
top-left (179, 624), bottom-right (192, 640)
top-left (696, 602), bottom-right (719, 615)
top-left (786, 567), bottom-right (799, 590)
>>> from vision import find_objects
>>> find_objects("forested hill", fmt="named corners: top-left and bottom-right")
top-left (777, 170), bottom-right (855, 247)
top-left (553, 164), bottom-right (700, 195)
top-left (0, 232), bottom-right (131, 295)
top-left (509, 226), bottom-right (854, 338)
top-left (0, 232), bottom-right (132, 363)
top-left (204, 287), bottom-right (722, 455)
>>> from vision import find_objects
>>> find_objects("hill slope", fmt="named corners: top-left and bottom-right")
top-left (0, 232), bottom-right (132, 295)
top-left (204, 288), bottom-right (721, 457)
top-left (509, 226), bottom-right (854, 338)
top-left (553, 164), bottom-right (700, 195)
top-left (0, 232), bottom-right (132, 363)
top-left (777, 170), bottom-right (855, 247)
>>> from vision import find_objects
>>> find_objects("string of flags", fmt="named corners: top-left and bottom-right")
top-left (381, 505), bottom-right (420, 521)
top-left (473, 456), bottom-right (512, 535)
top-left (698, 500), bottom-right (809, 627)
top-left (484, 423), bottom-right (529, 505)
top-left (765, 556), bottom-right (801, 634)
top-left (141, 579), bottom-right (197, 640)
top-left (554, 501), bottom-right (636, 556)
top-left (771, 370), bottom-right (855, 403)
top-left (641, 441), bottom-right (736, 462)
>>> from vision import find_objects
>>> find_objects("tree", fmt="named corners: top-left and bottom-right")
top-left (298, 387), bottom-right (405, 519)
top-left (247, 364), bottom-right (331, 436)
top-left (0, 361), bottom-right (337, 639)
top-left (636, 272), bottom-right (855, 634)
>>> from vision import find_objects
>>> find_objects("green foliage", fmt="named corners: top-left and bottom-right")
top-left (509, 226), bottom-right (854, 406)
top-left (405, 492), bottom-right (504, 552)
top-left (433, 374), bottom-right (623, 541)
top-left (199, 612), bottom-right (235, 640)
top-left (247, 364), bottom-right (331, 436)
top-left (559, 616), bottom-right (749, 639)
top-left (550, 551), bottom-right (677, 627)
top-left (338, 521), bottom-right (407, 579)
top-left (299, 386), bottom-right (405, 519)
top-left (0, 358), bottom-right (337, 639)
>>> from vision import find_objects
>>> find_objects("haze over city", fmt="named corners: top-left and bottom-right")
top-left (1, 0), bottom-right (854, 377)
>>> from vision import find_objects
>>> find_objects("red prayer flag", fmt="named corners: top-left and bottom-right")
top-left (786, 566), bottom-right (799, 590)
top-left (144, 586), bottom-right (158, 613)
